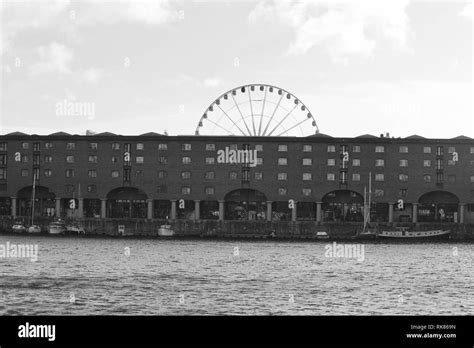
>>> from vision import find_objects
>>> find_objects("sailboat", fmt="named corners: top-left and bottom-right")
top-left (65, 183), bottom-right (85, 235)
top-left (355, 172), bottom-right (377, 239)
top-left (27, 174), bottom-right (42, 234)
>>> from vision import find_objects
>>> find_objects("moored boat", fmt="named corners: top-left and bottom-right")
top-left (49, 220), bottom-right (66, 235)
top-left (12, 222), bottom-right (27, 234)
top-left (158, 224), bottom-right (175, 236)
top-left (65, 224), bottom-right (85, 235)
top-left (316, 231), bottom-right (329, 239)
top-left (378, 227), bottom-right (450, 239)
top-left (27, 225), bottom-right (42, 234)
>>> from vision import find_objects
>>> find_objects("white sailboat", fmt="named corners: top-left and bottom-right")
top-left (356, 172), bottom-right (377, 239)
top-left (66, 183), bottom-right (85, 234)
top-left (27, 174), bottom-right (41, 234)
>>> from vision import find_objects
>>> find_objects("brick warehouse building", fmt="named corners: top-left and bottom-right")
top-left (0, 131), bottom-right (473, 224)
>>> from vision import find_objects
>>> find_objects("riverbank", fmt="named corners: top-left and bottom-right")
top-left (1, 216), bottom-right (473, 240)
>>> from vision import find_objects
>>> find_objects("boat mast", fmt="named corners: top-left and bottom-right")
top-left (31, 173), bottom-right (36, 226)
top-left (368, 171), bottom-right (372, 226)
top-left (363, 185), bottom-right (367, 232)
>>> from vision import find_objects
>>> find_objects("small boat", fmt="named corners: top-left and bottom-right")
top-left (27, 225), bottom-right (42, 234)
top-left (12, 222), bottom-right (27, 233)
top-left (65, 224), bottom-right (85, 235)
top-left (378, 227), bottom-right (450, 239)
top-left (158, 224), bottom-right (175, 236)
top-left (49, 220), bottom-right (66, 235)
top-left (316, 231), bottom-right (329, 239)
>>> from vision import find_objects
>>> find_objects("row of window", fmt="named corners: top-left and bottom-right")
top-left (2, 142), bottom-right (473, 154)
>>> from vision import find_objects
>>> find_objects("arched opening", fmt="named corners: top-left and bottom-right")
top-left (322, 190), bottom-right (363, 222)
top-left (17, 186), bottom-right (56, 217)
top-left (106, 187), bottom-right (148, 218)
top-left (224, 188), bottom-right (267, 221)
top-left (418, 191), bottom-right (460, 222)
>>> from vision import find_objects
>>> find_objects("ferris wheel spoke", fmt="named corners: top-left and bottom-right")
top-left (205, 117), bottom-right (237, 136)
top-left (258, 87), bottom-right (267, 136)
top-left (217, 105), bottom-right (247, 136)
top-left (248, 89), bottom-right (256, 136)
top-left (267, 104), bottom-right (298, 136)
top-left (262, 93), bottom-right (284, 136)
top-left (275, 116), bottom-right (311, 136)
top-left (231, 94), bottom-right (252, 136)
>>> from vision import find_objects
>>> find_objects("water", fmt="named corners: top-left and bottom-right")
top-left (0, 235), bottom-right (473, 315)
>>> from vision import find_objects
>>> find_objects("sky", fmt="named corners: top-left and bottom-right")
top-left (0, 0), bottom-right (472, 138)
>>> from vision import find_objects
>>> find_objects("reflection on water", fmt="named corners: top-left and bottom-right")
top-left (0, 236), bottom-right (473, 315)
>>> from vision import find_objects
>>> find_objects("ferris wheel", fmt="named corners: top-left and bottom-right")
top-left (195, 84), bottom-right (319, 136)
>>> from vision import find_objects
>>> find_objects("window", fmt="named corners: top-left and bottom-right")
top-left (423, 146), bottom-right (431, 154)
top-left (327, 159), bottom-right (335, 166)
top-left (302, 188), bottom-right (312, 196)
top-left (158, 171), bottom-right (167, 179)
top-left (447, 160), bottom-right (456, 166)
top-left (88, 155), bottom-right (98, 163)
top-left (182, 144), bottom-right (192, 151)
top-left (229, 144), bottom-right (238, 150)
top-left (375, 174), bottom-right (384, 181)
top-left (136, 156), bottom-right (144, 163)
top-left (66, 156), bottom-right (74, 163)
top-left (46, 143), bottom-right (55, 149)
top-left (327, 173), bottom-right (335, 181)
top-left (436, 146), bottom-right (443, 156)
top-left (302, 173), bottom-right (312, 181)
top-left (87, 185), bottom-right (97, 193)
top-left (181, 171), bottom-right (191, 179)
top-left (205, 171), bottom-right (215, 180)
top-left (112, 143), bottom-right (120, 150)
top-left (278, 158), bottom-right (287, 165)
top-left (206, 144), bottom-right (215, 151)
top-left (278, 145), bottom-right (288, 152)
top-left (65, 169), bottom-right (75, 178)
top-left (257, 158), bottom-right (263, 165)
top-left (255, 172), bottom-right (263, 180)
top-left (399, 174), bottom-right (408, 182)
top-left (22, 155), bottom-right (28, 163)
top-left (181, 187), bottom-right (191, 195)
top-left (423, 175), bottom-right (432, 182)
top-left (448, 175), bottom-right (456, 183)
top-left (205, 157), bottom-right (215, 164)
top-left (352, 159), bottom-right (360, 166)
top-left (278, 188), bottom-right (287, 195)
top-left (471, 175), bottom-right (474, 183)
top-left (136, 143), bottom-right (144, 150)
top-left (255, 145), bottom-right (263, 151)
top-left (33, 142), bottom-right (40, 151)
top-left (182, 157), bottom-right (191, 164)
top-left (471, 147), bottom-right (474, 154)
top-left (399, 189), bottom-right (407, 197)
top-left (0, 168), bottom-right (6, 179)
top-left (33, 154), bottom-right (40, 165)
top-left (88, 143), bottom-right (98, 150)
top-left (158, 157), bottom-right (167, 164)
top-left (375, 146), bottom-right (384, 153)
top-left (65, 185), bottom-right (75, 193)
top-left (21, 169), bottom-right (28, 177)
top-left (0, 155), bottom-right (6, 165)
top-left (352, 174), bottom-right (360, 181)
top-left (88, 170), bottom-right (97, 178)
top-left (374, 189), bottom-right (384, 197)
top-left (66, 143), bottom-right (75, 150)
top-left (399, 160), bottom-right (408, 167)
top-left (278, 173), bottom-right (287, 180)
top-left (437, 173), bottom-right (444, 183)
top-left (436, 159), bottom-right (443, 170)
top-left (111, 170), bottom-right (119, 178)
top-left (205, 187), bottom-right (214, 195)
top-left (303, 145), bottom-right (312, 152)
top-left (352, 145), bottom-right (360, 152)
top-left (135, 170), bottom-right (144, 177)
top-left (157, 185), bottom-right (167, 193)
top-left (423, 160), bottom-right (431, 167)
top-left (158, 143), bottom-right (168, 150)
top-left (327, 145), bottom-right (335, 152)
top-left (302, 158), bottom-right (312, 165)
top-left (229, 171), bottom-right (238, 180)
top-left (0, 143), bottom-right (6, 151)
top-left (22, 142), bottom-right (29, 149)
top-left (399, 146), bottom-right (408, 153)
top-left (375, 159), bottom-right (384, 167)
top-left (448, 146), bottom-right (455, 154)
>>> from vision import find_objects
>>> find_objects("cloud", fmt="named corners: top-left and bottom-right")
top-left (459, 2), bottom-right (472, 20)
top-left (77, 68), bottom-right (104, 84)
top-left (249, 0), bottom-right (411, 60)
top-left (202, 77), bottom-right (223, 88)
top-left (29, 42), bottom-right (74, 75)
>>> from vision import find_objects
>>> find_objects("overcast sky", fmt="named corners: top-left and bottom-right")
top-left (0, 0), bottom-right (472, 138)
